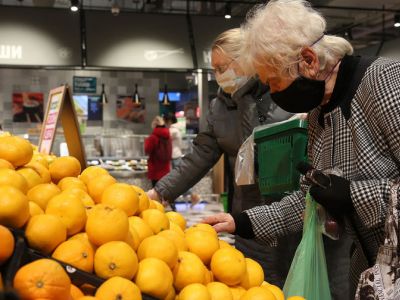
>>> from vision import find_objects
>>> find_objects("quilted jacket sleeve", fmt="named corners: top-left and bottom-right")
top-left (154, 100), bottom-right (223, 202)
top-left (351, 61), bottom-right (400, 229)
top-left (244, 178), bottom-right (309, 246)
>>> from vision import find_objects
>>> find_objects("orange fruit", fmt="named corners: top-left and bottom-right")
top-left (28, 201), bottom-right (44, 217)
top-left (101, 183), bottom-right (139, 216)
top-left (172, 251), bottom-right (206, 291)
top-left (70, 284), bottom-right (84, 299)
top-left (240, 258), bottom-right (265, 289)
top-left (158, 229), bottom-right (187, 252)
top-left (131, 185), bottom-right (150, 214)
top-left (210, 248), bottom-right (246, 286)
top-left (87, 174), bottom-right (117, 204)
top-left (185, 223), bottom-right (217, 237)
top-left (13, 259), bottom-right (71, 300)
top-left (218, 239), bottom-right (232, 249)
top-left (128, 216), bottom-right (153, 243)
top-left (52, 239), bottom-right (94, 273)
top-left (77, 297), bottom-right (98, 300)
top-left (79, 166), bottom-right (108, 185)
top-left (134, 257), bottom-right (173, 299)
top-left (151, 200), bottom-right (165, 212)
top-left (68, 232), bottom-right (97, 251)
top-left (240, 286), bottom-right (276, 300)
top-left (0, 168), bottom-right (28, 193)
top-left (22, 161), bottom-right (51, 184)
top-left (58, 177), bottom-right (87, 192)
top-left (125, 228), bottom-right (140, 251)
top-left (17, 167), bottom-right (42, 190)
top-left (0, 158), bottom-right (14, 169)
top-left (49, 156), bottom-right (81, 183)
top-left (46, 193), bottom-right (87, 236)
top-left (204, 268), bottom-right (214, 284)
top-left (25, 214), bottom-right (67, 254)
top-left (179, 283), bottom-right (211, 300)
top-left (95, 276), bottom-right (141, 300)
top-left (0, 136), bottom-right (33, 167)
top-left (166, 211), bottom-right (186, 231)
top-left (185, 229), bottom-right (219, 265)
top-left (137, 235), bottom-right (178, 269)
top-left (0, 225), bottom-right (14, 265)
top-left (164, 287), bottom-right (176, 300)
top-left (62, 188), bottom-right (95, 207)
top-left (30, 153), bottom-right (49, 168)
top-left (140, 209), bottom-right (170, 234)
top-left (94, 241), bottom-right (138, 280)
top-left (27, 183), bottom-right (61, 210)
top-left (207, 282), bottom-right (233, 300)
top-left (262, 284), bottom-right (284, 300)
top-left (229, 286), bottom-right (246, 300)
top-left (169, 221), bottom-right (185, 237)
top-left (0, 185), bottom-right (30, 228)
top-left (86, 204), bottom-right (129, 246)
top-left (287, 297), bottom-right (306, 300)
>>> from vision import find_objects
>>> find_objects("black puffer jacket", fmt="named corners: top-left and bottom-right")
top-left (155, 78), bottom-right (292, 214)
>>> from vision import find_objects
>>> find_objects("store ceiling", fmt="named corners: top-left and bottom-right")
top-left (1, 0), bottom-right (400, 52)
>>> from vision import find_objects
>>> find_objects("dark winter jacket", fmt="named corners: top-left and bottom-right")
top-left (144, 126), bottom-right (172, 180)
top-left (154, 78), bottom-right (292, 214)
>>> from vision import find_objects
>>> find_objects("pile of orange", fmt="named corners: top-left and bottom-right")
top-left (0, 134), bottom-right (305, 300)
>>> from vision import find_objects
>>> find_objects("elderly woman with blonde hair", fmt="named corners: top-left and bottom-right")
top-left (147, 27), bottom-right (293, 286)
top-left (204, 0), bottom-right (400, 298)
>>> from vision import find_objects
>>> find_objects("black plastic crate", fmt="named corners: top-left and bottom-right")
top-left (0, 228), bottom-right (158, 300)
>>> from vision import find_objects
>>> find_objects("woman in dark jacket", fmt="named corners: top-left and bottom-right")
top-left (147, 28), bottom-right (293, 287)
top-left (144, 116), bottom-right (172, 187)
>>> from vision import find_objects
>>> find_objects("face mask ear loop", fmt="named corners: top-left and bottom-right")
top-left (324, 58), bottom-right (342, 81)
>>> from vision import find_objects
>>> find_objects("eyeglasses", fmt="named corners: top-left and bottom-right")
top-left (214, 59), bottom-right (234, 74)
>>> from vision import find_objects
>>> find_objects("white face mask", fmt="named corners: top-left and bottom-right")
top-left (215, 68), bottom-right (249, 95)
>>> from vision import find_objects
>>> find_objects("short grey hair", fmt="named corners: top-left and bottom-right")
top-left (241, 0), bottom-right (353, 79)
top-left (212, 28), bottom-right (243, 60)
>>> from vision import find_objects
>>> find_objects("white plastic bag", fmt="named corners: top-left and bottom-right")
top-left (235, 134), bottom-right (256, 186)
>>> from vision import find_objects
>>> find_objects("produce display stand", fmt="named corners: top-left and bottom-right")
top-left (0, 229), bottom-right (158, 300)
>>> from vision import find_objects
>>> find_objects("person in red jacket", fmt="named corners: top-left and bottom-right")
top-left (145, 116), bottom-right (172, 187)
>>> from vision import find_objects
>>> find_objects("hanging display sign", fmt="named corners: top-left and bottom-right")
top-left (39, 85), bottom-right (86, 168)
top-left (73, 76), bottom-right (97, 94)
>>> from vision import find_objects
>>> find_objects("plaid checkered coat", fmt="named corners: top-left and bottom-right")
top-left (245, 55), bottom-right (400, 294)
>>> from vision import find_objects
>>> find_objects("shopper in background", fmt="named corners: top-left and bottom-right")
top-left (203, 0), bottom-right (400, 298)
top-left (144, 116), bottom-right (172, 187)
top-left (147, 28), bottom-right (293, 286)
top-left (163, 113), bottom-right (183, 168)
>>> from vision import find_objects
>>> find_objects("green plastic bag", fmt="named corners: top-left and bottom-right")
top-left (283, 192), bottom-right (332, 300)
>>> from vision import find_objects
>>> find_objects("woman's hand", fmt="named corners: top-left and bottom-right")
top-left (202, 213), bottom-right (236, 233)
top-left (146, 189), bottom-right (160, 202)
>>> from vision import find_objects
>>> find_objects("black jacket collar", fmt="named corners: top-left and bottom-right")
top-left (318, 55), bottom-right (377, 126)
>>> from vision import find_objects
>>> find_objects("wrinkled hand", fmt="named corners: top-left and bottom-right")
top-left (146, 188), bottom-right (160, 202)
top-left (309, 174), bottom-right (352, 217)
top-left (202, 213), bottom-right (235, 233)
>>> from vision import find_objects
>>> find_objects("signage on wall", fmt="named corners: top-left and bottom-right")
top-left (73, 76), bottom-right (97, 94)
top-left (0, 45), bottom-right (22, 60)
top-left (39, 85), bottom-right (86, 168)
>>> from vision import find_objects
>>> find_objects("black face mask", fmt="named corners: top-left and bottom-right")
top-left (270, 76), bottom-right (325, 113)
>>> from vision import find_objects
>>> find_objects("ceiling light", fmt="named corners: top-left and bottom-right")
top-left (162, 84), bottom-right (170, 106)
top-left (395, 14), bottom-right (400, 27)
top-left (224, 3), bottom-right (231, 19)
top-left (132, 83), bottom-right (141, 105)
top-left (70, 0), bottom-right (79, 12)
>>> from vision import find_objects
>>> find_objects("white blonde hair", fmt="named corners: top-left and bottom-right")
top-left (212, 28), bottom-right (243, 60)
top-left (241, 0), bottom-right (353, 79)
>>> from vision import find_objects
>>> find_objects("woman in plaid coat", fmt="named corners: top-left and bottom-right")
top-left (204, 0), bottom-right (400, 298)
